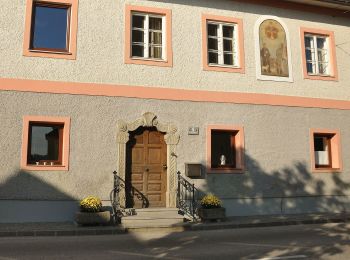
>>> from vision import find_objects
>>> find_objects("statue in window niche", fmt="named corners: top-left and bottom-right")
top-left (220, 155), bottom-right (226, 166)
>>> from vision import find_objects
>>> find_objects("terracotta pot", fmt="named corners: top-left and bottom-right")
top-left (75, 211), bottom-right (111, 225)
top-left (198, 207), bottom-right (226, 221)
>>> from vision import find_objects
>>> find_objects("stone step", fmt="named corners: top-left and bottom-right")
top-left (121, 208), bottom-right (186, 227)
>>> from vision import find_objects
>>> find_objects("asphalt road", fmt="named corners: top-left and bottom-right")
top-left (0, 223), bottom-right (349, 260)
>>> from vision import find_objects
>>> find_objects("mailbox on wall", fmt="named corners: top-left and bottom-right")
top-left (185, 163), bottom-right (202, 178)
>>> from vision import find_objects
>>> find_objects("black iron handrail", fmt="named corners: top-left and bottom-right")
top-left (110, 171), bottom-right (149, 223)
top-left (176, 171), bottom-right (202, 221)
top-left (110, 171), bottom-right (124, 224)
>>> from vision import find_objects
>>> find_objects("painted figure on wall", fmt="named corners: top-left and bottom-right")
top-left (259, 19), bottom-right (289, 77)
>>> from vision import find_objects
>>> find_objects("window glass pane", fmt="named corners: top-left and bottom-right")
top-left (223, 39), bottom-right (233, 52)
top-left (317, 37), bottom-right (326, 49)
top-left (314, 137), bottom-right (325, 151)
top-left (318, 50), bottom-right (327, 63)
top-left (31, 5), bottom-right (69, 50)
top-left (208, 52), bottom-right (218, 64)
top-left (149, 31), bottom-right (162, 45)
top-left (208, 38), bottom-right (218, 51)
top-left (132, 44), bottom-right (144, 57)
top-left (207, 23), bottom-right (218, 36)
top-left (223, 26), bottom-right (234, 38)
top-left (149, 46), bottom-right (162, 59)
top-left (29, 124), bottom-right (62, 164)
top-left (211, 131), bottom-right (235, 167)
top-left (132, 30), bottom-right (144, 43)
top-left (306, 62), bottom-right (315, 74)
top-left (132, 15), bottom-right (145, 29)
top-left (149, 17), bottom-right (162, 30)
top-left (305, 49), bottom-right (314, 62)
top-left (318, 63), bottom-right (328, 74)
top-left (224, 54), bottom-right (233, 65)
top-left (304, 36), bottom-right (313, 48)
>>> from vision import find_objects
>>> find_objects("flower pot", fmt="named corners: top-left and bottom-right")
top-left (75, 211), bottom-right (111, 225)
top-left (198, 207), bottom-right (226, 221)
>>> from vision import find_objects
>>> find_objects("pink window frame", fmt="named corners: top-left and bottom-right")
top-left (21, 116), bottom-right (71, 171)
top-left (309, 128), bottom-right (342, 173)
top-left (124, 5), bottom-right (173, 67)
top-left (202, 14), bottom-right (245, 73)
top-left (23, 0), bottom-right (79, 60)
top-left (300, 27), bottom-right (338, 81)
top-left (207, 125), bottom-right (245, 174)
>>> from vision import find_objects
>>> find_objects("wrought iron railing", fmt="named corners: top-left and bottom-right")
top-left (110, 171), bottom-right (124, 224)
top-left (110, 171), bottom-right (149, 223)
top-left (176, 171), bottom-right (203, 221)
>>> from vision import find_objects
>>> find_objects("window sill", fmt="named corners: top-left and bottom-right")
top-left (312, 167), bottom-right (341, 173)
top-left (304, 74), bottom-right (338, 81)
top-left (207, 167), bottom-right (245, 174)
top-left (125, 56), bottom-right (172, 67)
top-left (21, 164), bottom-right (68, 171)
top-left (203, 63), bottom-right (244, 74)
top-left (23, 49), bottom-right (76, 60)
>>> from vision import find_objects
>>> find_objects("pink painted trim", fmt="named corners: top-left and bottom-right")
top-left (23, 0), bottom-right (79, 60)
top-left (1, 78), bottom-right (350, 110)
top-left (124, 5), bottom-right (173, 67)
top-left (206, 125), bottom-right (245, 174)
top-left (309, 128), bottom-right (342, 173)
top-left (300, 27), bottom-right (338, 81)
top-left (202, 14), bottom-right (245, 73)
top-left (21, 116), bottom-right (71, 171)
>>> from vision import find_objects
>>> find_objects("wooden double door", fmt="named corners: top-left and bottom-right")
top-left (126, 127), bottom-right (167, 208)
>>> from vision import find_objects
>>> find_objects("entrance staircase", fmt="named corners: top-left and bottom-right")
top-left (121, 208), bottom-right (187, 231)
top-left (110, 171), bottom-right (202, 231)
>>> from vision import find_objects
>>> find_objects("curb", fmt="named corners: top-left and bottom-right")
top-left (0, 214), bottom-right (349, 237)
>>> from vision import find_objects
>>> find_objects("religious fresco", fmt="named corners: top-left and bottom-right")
top-left (259, 19), bottom-right (289, 77)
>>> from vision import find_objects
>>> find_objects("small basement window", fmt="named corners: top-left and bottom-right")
top-left (21, 116), bottom-right (70, 171)
top-left (310, 129), bottom-right (342, 172)
top-left (207, 125), bottom-right (245, 173)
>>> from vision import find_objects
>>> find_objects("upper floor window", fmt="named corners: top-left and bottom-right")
top-left (202, 14), bottom-right (245, 73)
top-left (301, 28), bottom-right (338, 81)
top-left (125, 5), bottom-right (172, 67)
top-left (23, 0), bottom-right (78, 60)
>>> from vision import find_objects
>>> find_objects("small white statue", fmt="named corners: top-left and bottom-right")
top-left (220, 155), bottom-right (226, 165)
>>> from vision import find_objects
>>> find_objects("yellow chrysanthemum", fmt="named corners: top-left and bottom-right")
top-left (80, 196), bottom-right (102, 212)
top-left (200, 193), bottom-right (222, 209)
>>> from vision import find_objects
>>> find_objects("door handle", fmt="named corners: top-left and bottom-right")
top-left (145, 168), bottom-right (149, 172)
top-left (162, 164), bottom-right (167, 170)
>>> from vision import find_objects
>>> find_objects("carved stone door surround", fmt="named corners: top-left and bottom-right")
top-left (116, 112), bottom-right (180, 208)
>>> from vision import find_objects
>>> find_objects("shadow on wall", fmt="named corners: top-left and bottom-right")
top-left (0, 169), bottom-right (79, 223)
top-left (193, 153), bottom-right (350, 216)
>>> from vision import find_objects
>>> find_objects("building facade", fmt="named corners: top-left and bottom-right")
top-left (0, 0), bottom-right (350, 222)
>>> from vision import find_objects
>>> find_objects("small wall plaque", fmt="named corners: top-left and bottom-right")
top-left (185, 163), bottom-right (202, 178)
top-left (188, 127), bottom-right (199, 135)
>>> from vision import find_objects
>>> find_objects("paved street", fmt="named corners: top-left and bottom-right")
top-left (0, 223), bottom-right (349, 260)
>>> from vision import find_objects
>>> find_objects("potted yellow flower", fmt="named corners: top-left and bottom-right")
top-left (75, 196), bottom-right (111, 225)
top-left (198, 194), bottom-right (226, 221)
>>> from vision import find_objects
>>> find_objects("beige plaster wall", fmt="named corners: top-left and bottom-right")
top-left (1, 0), bottom-right (350, 100)
top-left (0, 91), bottom-right (349, 206)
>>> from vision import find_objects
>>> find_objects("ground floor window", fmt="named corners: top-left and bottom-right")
top-left (207, 125), bottom-right (245, 174)
top-left (21, 116), bottom-right (70, 171)
top-left (310, 129), bottom-right (342, 172)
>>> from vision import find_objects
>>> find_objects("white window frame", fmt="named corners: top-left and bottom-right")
top-left (131, 12), bottom-right (166, 61)
top-left (304, 34), bottom-right (330, 76)
top-left (207, 21), bottom-right (239, 67)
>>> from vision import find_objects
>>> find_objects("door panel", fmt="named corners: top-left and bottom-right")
top-left (126, 127), bottom-right (167, 208)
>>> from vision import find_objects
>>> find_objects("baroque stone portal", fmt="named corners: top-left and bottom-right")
top-left (116, 112), bottom-right (180, 208)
